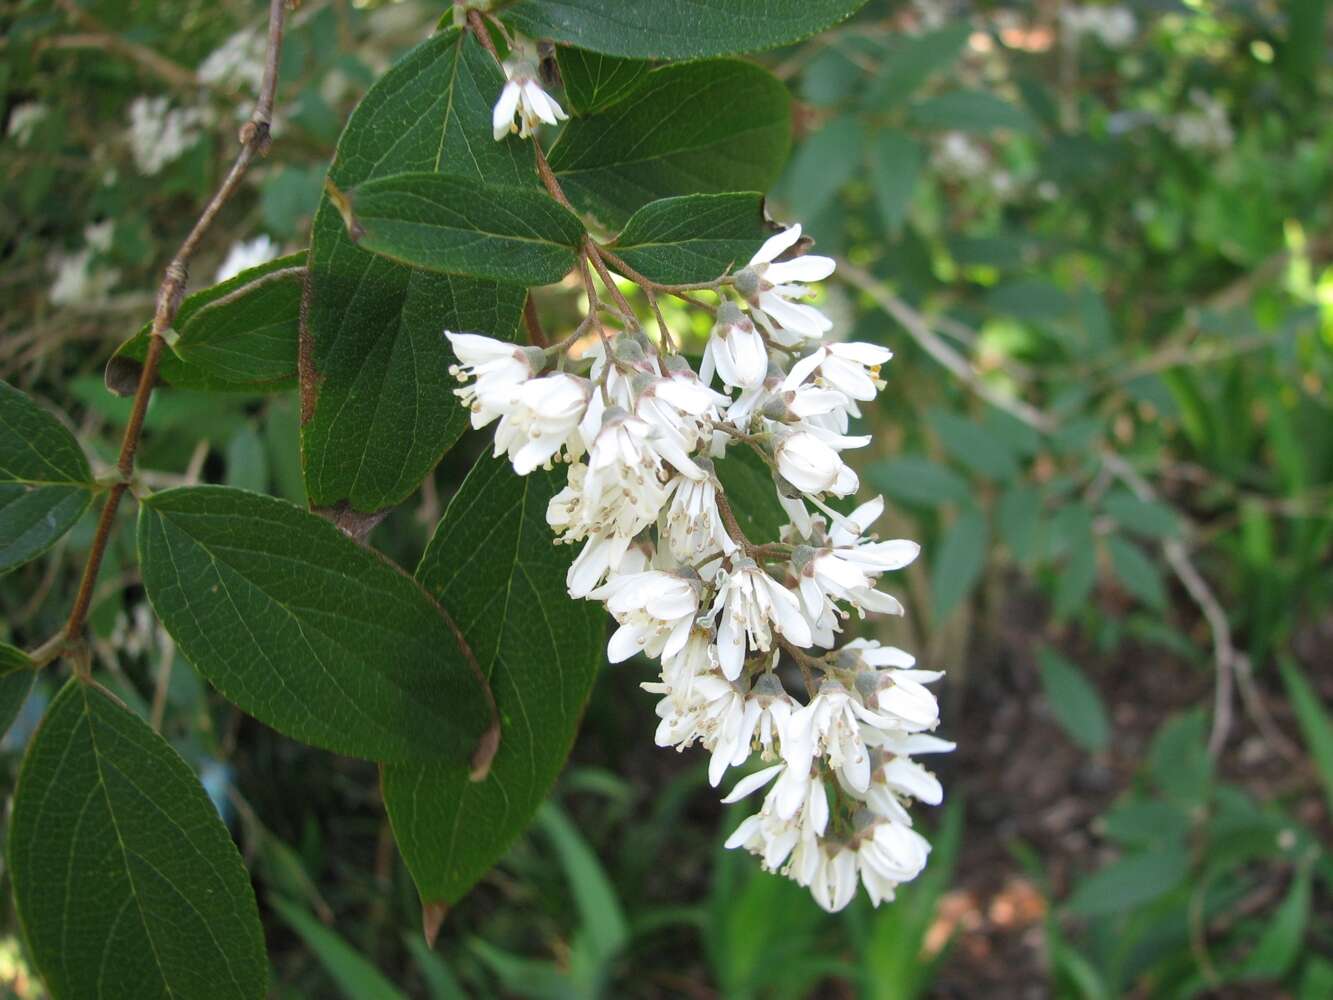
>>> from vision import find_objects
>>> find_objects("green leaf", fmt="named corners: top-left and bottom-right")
top-left (1106, 536), bottom-right (1167, 610)
top-left (1279, 659), bottom-right (1333, 815)
top-left (1054, 543), bottom-right (1096, 619)
top-left (382, 454), bottom-right (603, 906)
top-left (341, 173), bottom-right (584, 285)
top-left (303, 28), bottom-right (531, 513)
top-left (713, 446), bottom-right (787, 541)
top-left (908, 90), bottom-right (1036, 133)
top-left (106, 253), bottom-right (305, 394)
top-left (1102, 492), bottom-right (1179, 539)
top-left (556, 48), bottom-right (650, 114)
top-left (504, 0), bottom-right (869, 59)
top-left (537, 802), bottom-right (628, 966)
top-left (778, 116), bottom-right (864, 220)
top-left (868, 129), bottom-right (923, 233)
top-left (928, 408), bottom-right (1020, 481)
top-left (8, 679), bottom-right (267, 998)
top-left (930, 508), bottom-right (988, 620)
top-left (610, 193), bottom-right (775, 285)
top-left (1242, 863), bottom-right (1311, 980)
top-left (225, 423), bottom-right (269, 493)
top-left (138, 486), bottom-right (492, 764)
top-left (997, 484), bottom-right (1040, 563)
top-left (1038, 649), bottom-right (1110, 753)
top-left (0, 642), bottom-right (35, 741)
top-left (548, 59), bottom-right (791, 228)
top-left (0, 379), bottom-right (94, 574)
top-left (1065, 847), bottom-right (1189, 917)
top-left (271, 897), bottom-right (408, 1000)
top-left (862, 23), bottom-right (970, 108)
top-left (1148, 710), bottom-right (1213, 805)
top-left (865, 456), bottom-right (970, 507)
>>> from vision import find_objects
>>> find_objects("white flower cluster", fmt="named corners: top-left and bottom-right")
top-left (1170, 89), bottom-right (1234, 153)
top-left (48, 220), bottom-right (121, 308)
top-left (447, 206), bottom-right (952, 909)
top-left (126, 95), bottom-right (205, 176)
top-left (198, 28), bottom-right (267, 95)
top-left (1060, 5), bottom-right (1137, 50)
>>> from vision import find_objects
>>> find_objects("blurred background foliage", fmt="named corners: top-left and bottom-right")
top-left (2, 0), bottom-right (1331, 996)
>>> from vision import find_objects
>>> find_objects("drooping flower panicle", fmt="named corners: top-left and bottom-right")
top-left (447, 148), bottom-right (951, 914)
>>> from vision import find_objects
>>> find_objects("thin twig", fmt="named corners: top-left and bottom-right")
top-left (58, 0), bottom-right (290, 657)
top-left (522, 293), bottom-right (549, 348)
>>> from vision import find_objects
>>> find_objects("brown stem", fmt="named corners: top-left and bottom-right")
top-left (595, 244), bottom-right (730, 295)
top-left (61, 0), bottom-right (290, 654)
top-left (584, 237), bottom-right (638, 324)
top-left (522, 293), bottom-right (549, 347)
top-left (466, 7), bottom-right (500, 60)
top-left (532, 139), bottom-right (576, 211)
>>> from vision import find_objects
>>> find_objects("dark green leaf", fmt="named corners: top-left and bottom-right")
top-left (0, 642), bottom-right (34, 741)
top-left (928, 408), bottom-right (1020, 481)
top-left (505, 0), bottom-right (869, 59)
top-left (1102, 491), bottom-right (1179, 539)
top-left (8, 679), bottom-right (267, 998)
top-left (931, 508), bottom-right (988, 620)
top-left (342, 173), bottom-right (583, 285)
top-left (538, 802), bottom-right (628, 965)
top-left (0, 379), bottom-right (94, 574)
top-left (556, 48), bottom-right (650, 114)
top-left (1066, 847), bottom-right (1189, 917)
top-left (271, 898), bottom-right (408, 1000)
top-left (862, 24), bottom-right (970, 108)
top-left (908, 90), bottom-right (1036, 133)
top-left (778, 117), bottom-right (864, 220)
top-left (1148, 710), bottom-right (1213, 805)
top-left (713, 446), bottom-right (787, 541)
top-left (1106, 536), bottom-right (1167, 610)
top-left (548, 59), bottom-right (790, 228)
top-left (866, 456), bottom-right (970, 507)
top-left (138, 486), bottom-right (492, 764)
top-left (1054, 543), bottom-right (1096, 619)
top-left (868, 129), bottom-right (923, 232)
top-left (1102, 800), bottom-right (1193, 847)
top-left (611, 193), bottom-right (775, 285)
top-left (1280, 659), bottom-right (1333, 815)
top-left (383, 454), bottom-right (603, 905)
top-left (303, 28), bottom-right (531, 513)
top-left (1242, 864), bottom-right (1311, 979)
top-left (997, 484), bottom-right (1040, 563)
top-left (106, 253), bottom-right (305, 395)
top-left (1038, 649), bottom-right (1110, 753)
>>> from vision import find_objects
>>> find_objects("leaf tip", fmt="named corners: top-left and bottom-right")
top-left (422, 900), bottom-right (448, 947)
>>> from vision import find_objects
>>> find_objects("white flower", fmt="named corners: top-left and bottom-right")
top-left (701, 302), bottom-right (769, 390)
top-left (662, 472), bottom-right (736, 561)
top-left (492, 373), bottom-right (589, 474)
top-left (216, 234), bottom-right (279, 283)
top-left (798, 548), bottom-right (906, 621)
top-left (856, 818), bottom-right (932, 907)
top-left (198, 29), bottom-right (266, 94)
top-left (635, 374), bottom-right (723, 480)
top-left (722, 760), bottom-right (829, 866)
top-left (844, 639), bottom-right (944, 735)
top-left (784, 681), bottom-right (874, 792)
top-left (591, 570), bottom-right (701, 664)
top-left (48, 248), bottom-right (120, 307)
top-left (736, 225), bottom-right (835, 343)
top-left (775, 431), bottom-right (859, 496)
top-left (786, 342), bottom-right (893, 404)
top-left (584, 406), bottom-right (670, 517)
top-left (708, 559), bottom-right (812, 680)
top-left (446, 331), bottom-right (541, 429)
top-left (492, 46), bottom-right (568, 141)
top-left (127, 95), bottom-right (204, 176)
top-left (6, 102), bottom-right (48, 146)
top-left (792, 839), bottom-right (859, 913)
